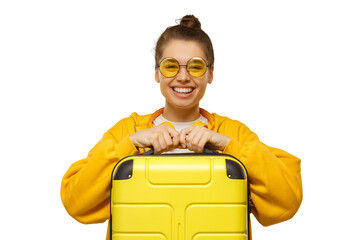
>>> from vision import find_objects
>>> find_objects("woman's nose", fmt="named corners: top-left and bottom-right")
top-left (176, 66), bottom-right (190, 81)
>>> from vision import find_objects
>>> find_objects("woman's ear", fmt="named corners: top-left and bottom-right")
top-left (207, 65), bottom-right (214, 84)
top-left (155, 66), bottom-right (160, 83)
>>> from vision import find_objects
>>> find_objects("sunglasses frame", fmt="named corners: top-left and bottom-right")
top-left (157, 57), bottom-right (209, 78)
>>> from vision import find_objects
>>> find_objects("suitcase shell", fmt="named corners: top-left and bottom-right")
top-left (110, 151), bottom-right (250, 240)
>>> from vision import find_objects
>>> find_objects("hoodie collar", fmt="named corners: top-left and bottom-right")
top-left (148, 108), bottom-right (215, 130)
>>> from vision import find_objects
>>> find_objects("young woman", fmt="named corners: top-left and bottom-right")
top-left (61, 15), bottom-right (302, 239)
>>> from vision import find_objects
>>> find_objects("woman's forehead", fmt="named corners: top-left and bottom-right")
top-left (161, 39), bottom-right (207, 63)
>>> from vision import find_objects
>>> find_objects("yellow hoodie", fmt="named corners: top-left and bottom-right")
top-left (61, 108), bottom-right (302, 239)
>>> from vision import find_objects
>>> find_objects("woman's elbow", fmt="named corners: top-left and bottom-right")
top-left (62, 197), bottom-right (108, 224)
top-left (257, 185), bottom-right (303, 226)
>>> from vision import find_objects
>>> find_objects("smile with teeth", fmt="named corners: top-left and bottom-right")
top-left (172, 87), bottom-right (194, 94)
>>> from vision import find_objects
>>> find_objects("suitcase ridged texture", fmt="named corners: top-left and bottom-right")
top-left (111, 154), bottom-right (249, 240)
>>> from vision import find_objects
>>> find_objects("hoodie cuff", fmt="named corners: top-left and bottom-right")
top-left (116, 135), bottom-right (139, 157)
top-left (222, 138), bottom-right (246, 159)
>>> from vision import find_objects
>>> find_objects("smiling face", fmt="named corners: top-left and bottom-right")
top-left (155, 39), bottom-right (214, 118)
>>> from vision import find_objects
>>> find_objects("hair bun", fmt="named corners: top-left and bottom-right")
top-left (179, 15), bottom-right (201, 30)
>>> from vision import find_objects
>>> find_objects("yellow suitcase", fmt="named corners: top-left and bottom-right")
top-left (110, 149), bottom-right (250, 240)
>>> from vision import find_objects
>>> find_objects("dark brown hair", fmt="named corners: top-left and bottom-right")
top-left (155, 15), bottom-right (214, 67)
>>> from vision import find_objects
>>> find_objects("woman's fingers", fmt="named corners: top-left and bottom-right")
top-left (130, 124), bottom-right (230, 153)
top-left (186, 127), bottom-right (202, 152)
top-left (151, 125), bottom-right (176, 154)
top-left (180, 127), bottom-right (191, 149)
top-left (180, 125), bottom-right (231, 152)
top-left (143, 124), bottom-right (180, 154)
top-left (169, 127), bottom-right (180, 148)
top-left (180, 125), bottom-right (203, 152)
top-left (154, 133), bottom-right (167, 154)
top-left (197, 135), bottom-right (209, 153)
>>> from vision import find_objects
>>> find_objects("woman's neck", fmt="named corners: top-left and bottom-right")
top-left (162, 103), bottom-right (200, 122)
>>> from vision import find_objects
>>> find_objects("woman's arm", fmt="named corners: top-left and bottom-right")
top-left (61, 118), bottom-right (185, 223)
top-left (179, 118), bottom-right (302, 226)
top-left (60, 121), bottom-right (138, 224)
top-left (220, 119), bottom-right (303, 226)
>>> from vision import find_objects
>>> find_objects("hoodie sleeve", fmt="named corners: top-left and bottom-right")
top-left (60, 120), bottom-right (139, 224)
top-left (220, 119), bottom-right (302, 226)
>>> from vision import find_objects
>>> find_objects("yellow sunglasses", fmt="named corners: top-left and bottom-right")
top-left (157, 57), bottom-right (209, 78)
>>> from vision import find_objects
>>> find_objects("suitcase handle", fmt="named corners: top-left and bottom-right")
top-left (140, 148), bottom-right (218, 155)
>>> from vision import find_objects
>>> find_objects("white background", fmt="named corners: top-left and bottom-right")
top-left (1, 0), bottom-right (359, 239)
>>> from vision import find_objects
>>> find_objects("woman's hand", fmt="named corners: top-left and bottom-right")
top-left (179, 125), bottom-right (231, 153)
top-left (129, 124), bottom-right (180, 154)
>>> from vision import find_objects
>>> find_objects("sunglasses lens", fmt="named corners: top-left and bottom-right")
top-left (159, 58), bottom-right (179, 77)
top-left (187, 58), bottom-right (207, 77)
top-left (159, 57), bottom-right (208, 78)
